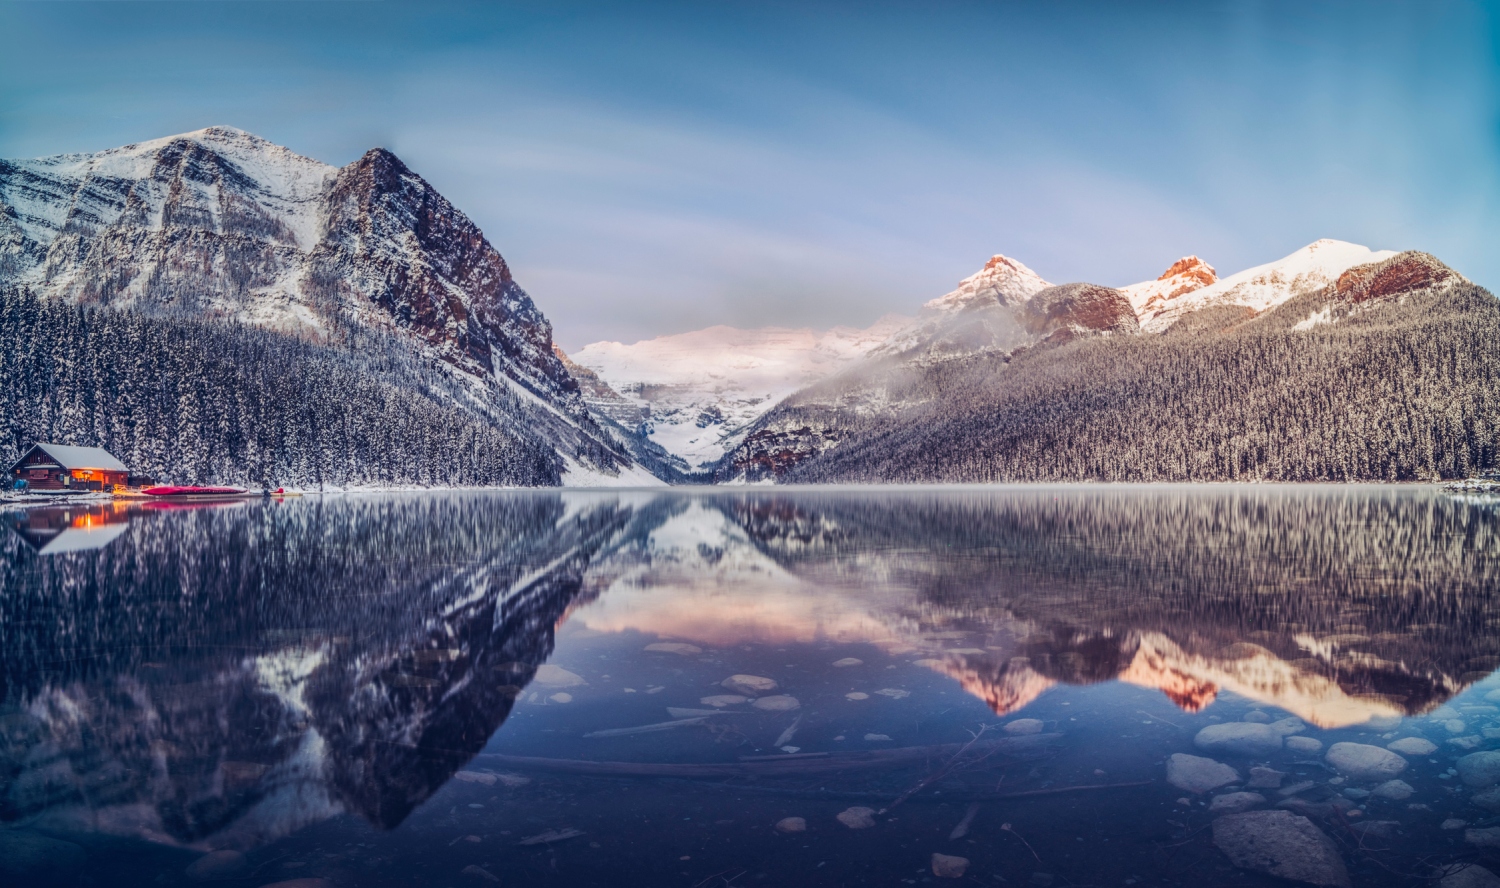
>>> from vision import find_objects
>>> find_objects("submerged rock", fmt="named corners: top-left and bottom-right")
top-left (845, 692), bottom-right (870, 700)
top-left (1166, 753), bottom-right (1239, 794)
top-left (645, 642), bottom-right (702, 655)
top-left (722, 675), bottom-right (778, 695)
top-left (1441, 863), bottom-right (1500, 888)
top-left (1362, 714), bottom-right (1403, 730)
top-left (1387, 737), bottom-right (1438, 756)
top-left (1247, 767), bottom-right (1285, 789)
top-left (462, 865), bottom-right (501, 883)
top-left (1472, 788), bottom-right (1500, 812)
top-left (752, 695), bottom-right (801, 712)
top-left (1348, 821), bottom-right (1401, 840)
top-left (533, 664), bottom-right (586, 687)
top-left (1371, 779), bottom-right (1414, 800)
top-left (1459, 751), bottom-right (1500, 787)
top-left (0, 832), bottom-right (85, 880)
top-left (187, 850), bottom-right (247, 881)
top-left (1269, 717), bottom-right (1307, 736)
top-left (1286, 736), bottom-right (1324, 754)
top-left (1243, 711), bottom-right (1272, 723)
top-left (775, 817), bottom-right (806, 834)
top-left (1194, 722), bottom-right (1283, 756)
top-left (836, 807), bottom-right (877, 829)
top-left (700, 695), bottom-right (748, 707)
top-left (931, 853), bottom-right (970, 879)
top-left (1209, 792), bottom-right (1266, 815)
top-left (832, 658), bottom-right (863, 667)
top-left (1467, 827), bottom-right (1500, 848)
top-left (1325, 742), bottom-right (1407, 781)
top-left (1277, 780), bottom-right (1316, 798)
top-left (1212, 810), bottom-right (1351, 888)
top-left (1004, 718), bottom-right (1045, 735)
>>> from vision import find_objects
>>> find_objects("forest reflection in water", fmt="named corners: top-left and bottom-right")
top-left (1, 485), bottom-right (1498, 887)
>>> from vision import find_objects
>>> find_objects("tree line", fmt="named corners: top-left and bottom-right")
top-left (0, 287), bottom-right (560, 488)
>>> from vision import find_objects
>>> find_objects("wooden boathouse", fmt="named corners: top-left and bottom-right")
top-left (8, 443), bottom-right (130, 492)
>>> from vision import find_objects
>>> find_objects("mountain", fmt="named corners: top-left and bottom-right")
top-left (714, 245), bottom-right (1498, 483)
top-left (1129, 239), bottom-right (1397, 333)
top-left (570, 317), bottom-right (907, 471)
top-left (0, 127), bottom-right (654, 486)
top-left (1120, 255), bottom-right (1218, 320)
top-left (869, 253), bottom-right (1051, 360)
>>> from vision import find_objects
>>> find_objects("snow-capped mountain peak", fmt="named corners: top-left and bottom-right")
top-left (1120, 256), bottom-right (1218, 318)
top-left (0, 127), bottom-right (649, 485)
top-left (1132, 239), bottom-right (1397, 333)
top-left (923, 254), bottom-right (1051, 313)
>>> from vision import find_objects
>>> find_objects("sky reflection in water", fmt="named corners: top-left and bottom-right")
top-left (2, 486), bottom-right (1499, 887)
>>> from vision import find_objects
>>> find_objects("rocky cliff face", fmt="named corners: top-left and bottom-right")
top-left (0, 127), bottom-right (643, 480)
top-left (1020, 282), bottom-right (1139, 341)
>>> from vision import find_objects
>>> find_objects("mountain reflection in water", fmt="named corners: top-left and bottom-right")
top-left (1, 486), bottom-right (1498, 879)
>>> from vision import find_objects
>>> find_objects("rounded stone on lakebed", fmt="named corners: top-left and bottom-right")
top-left (1440, 862), bottom-right (1500, 888)
top-left (700, 695), bottom-right (748, 707)
top-left (751, 695), bottom-right (801, 712)
top-left (1387, 737), bottom-right (1438, 756)
top-left (1209, 792), bottom-right (1266, 815)
top-left (1166, 753), bottom-right (1239, 794)
top-left (1371, 779), bottom-right (1414, 800)
top-left (1212, 810), bottom-right (1351, 888)
top-left (931, 853), bottom-right (970, 879)
top-left (775, 817), bottom-right (806, 833)
top-left (836, 806), bottom-right (876, 829)
top-left (1193, 722), bottom-right (1284, 756)
top-left (0, 832), bottom-right (85, 880)
top-left (186, 850), bottom-right (247, 881)
top-left (1003, 718), bottom-right (1045, 735)
top-left (832, 658), bottom-right (863, 667)
top-left (722, 674), bottom-right (778, 695)
top-left (1325, 742), bottom-right (1407, 782)
top-left (1286, 736), bottom-right (1324, 754)
top-left (532, 664), bottom-right (585, 687)
top-left (644, 642), bottom-right (702, 655)
top-left (1458, 751), bottom-right (1500, 788)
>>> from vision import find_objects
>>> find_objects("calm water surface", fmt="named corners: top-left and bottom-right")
top-left (3, 486), bottom-right (1500, 887)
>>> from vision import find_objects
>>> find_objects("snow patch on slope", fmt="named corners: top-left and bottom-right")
top-left (561, 454), bottom-right (667, 488)
top-left (572, 318), bottom-right (908, 469)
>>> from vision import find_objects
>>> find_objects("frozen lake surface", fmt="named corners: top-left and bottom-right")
top-left (3, 485), bottom-right (1500, 887)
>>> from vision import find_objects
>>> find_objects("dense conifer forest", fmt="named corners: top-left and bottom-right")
top-left (732, 281), bottom-right (1500, 483)
top-left (0, 288), bottom-right (561, 488)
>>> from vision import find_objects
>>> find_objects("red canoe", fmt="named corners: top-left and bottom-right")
top-left (142, 485), bottom-right (252, 497)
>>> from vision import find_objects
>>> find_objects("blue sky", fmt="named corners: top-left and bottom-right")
top-left (2, 1), bottom-right (1496, 349)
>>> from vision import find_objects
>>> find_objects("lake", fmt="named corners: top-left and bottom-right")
top-left (3, 485), bottom-right (1500, 887)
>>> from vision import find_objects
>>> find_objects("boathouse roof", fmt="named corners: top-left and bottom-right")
top-left (11, 443), bottom-right (129, 473)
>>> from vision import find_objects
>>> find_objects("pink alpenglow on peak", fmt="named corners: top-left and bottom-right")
top-left (1130, 239), bottom-right (1397, 334)
top-left (1122, 256), bottom-right (1219, 318)
top-left (923, 254), bottom-right (1052, 313)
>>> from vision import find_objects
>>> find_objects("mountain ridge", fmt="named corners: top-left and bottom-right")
top-left (0, 126), bottom-right (655, 487)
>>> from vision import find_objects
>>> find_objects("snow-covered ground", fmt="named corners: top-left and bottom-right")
top-left (572, 318), bottom-right (908, 469)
